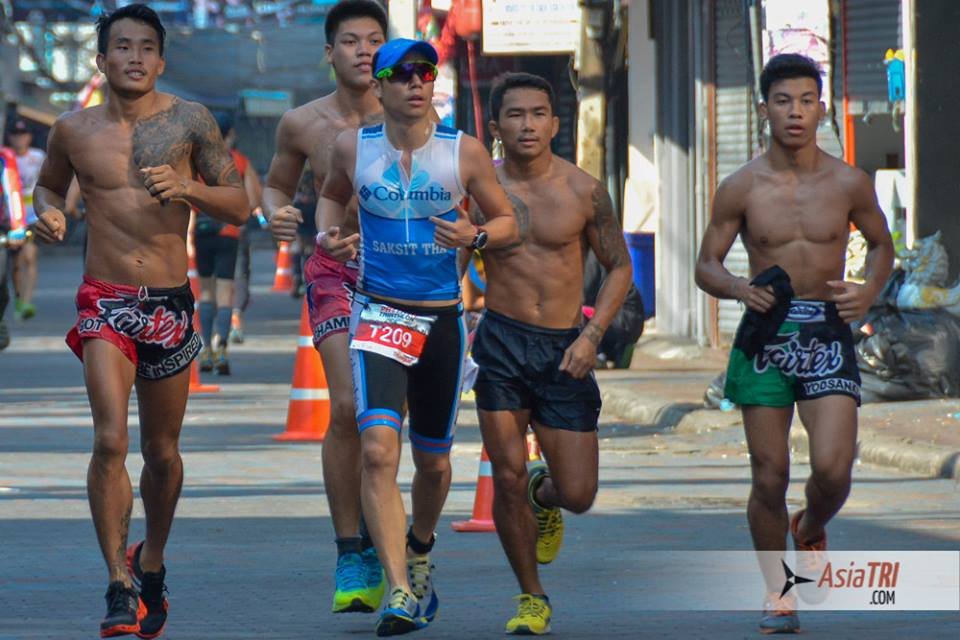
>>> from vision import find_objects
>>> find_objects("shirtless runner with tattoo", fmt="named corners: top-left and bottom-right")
top-left (695, 54), bottom-right (893, 634)
top-left (32, 5), bottom-right (247, 637)
top-left (471, 72), bottom-right (633, 635)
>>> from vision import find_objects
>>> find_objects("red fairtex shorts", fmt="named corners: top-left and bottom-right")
top-left (66, 276), bottom-right (201, 380)
top-left (304, 246), bottom-right (359, 348)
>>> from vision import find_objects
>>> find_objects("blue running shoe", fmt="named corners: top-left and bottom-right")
top-left (362, 546), bottom-right (387, 609)
top-left (407, 555), bottom-right (438, 622)
top-left (333, 553), bottom-right (376, 613)
top-left (759, 592), bottom-right (800, 634)
top-left (375, 588), bottom-right (427, 636)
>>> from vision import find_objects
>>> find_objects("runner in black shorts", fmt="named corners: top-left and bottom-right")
top-left (471, 73), bottom-right (632, 635)
top-left (311, 38), bottom-right (517, 635)
top-left (194, 113), bottom-right (257, 375)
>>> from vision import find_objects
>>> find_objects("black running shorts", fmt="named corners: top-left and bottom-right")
top-left (473, 309), bottom-right (601, 432)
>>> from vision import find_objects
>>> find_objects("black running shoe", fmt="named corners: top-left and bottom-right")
top-left (126, 542), bottom-right (169, 639)
top-left (100, 581), bottom-right (143, 638)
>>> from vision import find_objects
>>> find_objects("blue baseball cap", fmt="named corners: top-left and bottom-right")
top-left (373, 38), bottom-right (439, 77)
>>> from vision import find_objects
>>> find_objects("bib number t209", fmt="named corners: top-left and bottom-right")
top-left (367, 324), bottom-right (415, 349)
top-left (350, 302), bottom-right (435, 366)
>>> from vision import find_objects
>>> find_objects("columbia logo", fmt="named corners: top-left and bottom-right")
top-left (359, 185), bottom-right (372, 200)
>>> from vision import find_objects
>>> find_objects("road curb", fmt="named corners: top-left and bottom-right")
top-left (600, 384), bottom-right (960, 479)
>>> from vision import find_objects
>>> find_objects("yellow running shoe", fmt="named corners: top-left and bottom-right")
top-left (505, 594), bottom-right (551, 635)
top-left (528, 462), bottom-right (563, 564)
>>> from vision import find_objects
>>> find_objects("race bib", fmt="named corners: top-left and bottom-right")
top-left (350, 303), bottom-right (436, 366)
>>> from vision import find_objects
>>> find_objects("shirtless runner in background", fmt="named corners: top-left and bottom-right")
top-left (265, 0), bottom-right (390, 615)
top-left (695, 53), bottom-right (893, 635)
top-left (471, 72), bottom-right (632, 635)
top-left (32, 4), bottom-right (247, 637)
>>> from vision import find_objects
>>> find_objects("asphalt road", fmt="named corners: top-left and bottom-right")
top-left (1, 246), bottom-right (958, 639)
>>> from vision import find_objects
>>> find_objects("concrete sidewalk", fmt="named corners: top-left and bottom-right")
top-left (597, 336), bottom-right (960, 479)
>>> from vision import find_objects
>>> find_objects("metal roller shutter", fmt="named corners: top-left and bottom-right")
top-left (715, 0), bottom-right (756, 340)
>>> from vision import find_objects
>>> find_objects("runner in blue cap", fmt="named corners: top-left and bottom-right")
top-left (315, 37), bottom-right (518, 636)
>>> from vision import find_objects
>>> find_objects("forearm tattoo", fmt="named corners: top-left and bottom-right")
top-left (590, 183), bottom-right (630, 269)
top-left (582, 322), bottom-right (604, 346)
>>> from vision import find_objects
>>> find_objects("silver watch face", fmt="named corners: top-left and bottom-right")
top-left (474, 231), bottom-right (488, 249)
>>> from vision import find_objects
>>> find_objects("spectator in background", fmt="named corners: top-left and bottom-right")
top-left (224, 117), bottom-right (263, 345)
top-left (289, 168), bottom-right (317, 298)
top-left (0, 144), bottom-right (29, 350)
top-left (5, 119), bottom-right (45, 320)
top-left (194, 112), bottom-right (259, 374)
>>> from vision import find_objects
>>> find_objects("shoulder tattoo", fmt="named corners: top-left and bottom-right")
top-left (133, 99), bottom-right (240, 187)
top-left (590, 183), bottom-right (630, 268)
top-left (132, 99), bottom-right (192, 169)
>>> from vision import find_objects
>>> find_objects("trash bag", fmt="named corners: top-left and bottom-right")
top-left (703, 372), bottom-right (738, 410)
top-left (856, 269), bottom-right (960, 401)
top-left (704, 372), bottom-right (726, 409)
top-left (583, 252), bottom-right (645, 368)
top-left (857, 306), bottom-right (960, 401)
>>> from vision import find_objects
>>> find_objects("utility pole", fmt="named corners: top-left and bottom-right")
top-left (576, 1), bottom-right (607, 181)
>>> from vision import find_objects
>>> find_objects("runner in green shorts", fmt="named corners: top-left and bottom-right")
top-left (694, 53), bottom-right (894, 635)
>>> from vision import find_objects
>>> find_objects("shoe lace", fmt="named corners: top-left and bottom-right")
top-left (387, 587), bottom-right (414, 612)
top-left (140, 571), bottom-right (168, 607)
top-left (517, 595), bottom-right (548, 621)
top-left (106, 584), bottom-right (136, 615)
top-left (537, 509), bottom-right (561, 539)
top-left (336, 554), bottom-right (366, 591)
top-left (408, 557), bottom-right (432, 600)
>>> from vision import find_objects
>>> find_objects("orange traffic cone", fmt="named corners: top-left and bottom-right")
top-left (452, 446), bottom-right (496, 532)
top-left (272, 241), bottom-right (294, 292)
top-left (187, 234), bottom-right (219, 393)
top-left (273, 299), bottom-right (330, 441)
top-left (526, 431), bottom-right (541, 461)
top-left (452, 431), bottom-right (542, 533)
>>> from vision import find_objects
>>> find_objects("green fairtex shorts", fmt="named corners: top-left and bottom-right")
top-left (724, 300), bottom-right (861, 407)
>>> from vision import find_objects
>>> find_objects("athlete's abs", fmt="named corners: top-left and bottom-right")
top-left (484, 243), bottom-right (585, 329)
top-left (741, 170), bottom-right (853, 299)
top-left (83, 201), bottom-right (190, 287)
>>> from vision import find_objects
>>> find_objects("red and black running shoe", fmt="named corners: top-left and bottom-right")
top-left (100, 581), bottom-right (144, 637)
top-left (126, 541), bottom-right (169, 639)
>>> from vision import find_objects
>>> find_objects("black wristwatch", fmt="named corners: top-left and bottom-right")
top-left (469, 226), bottom-right (488, 250)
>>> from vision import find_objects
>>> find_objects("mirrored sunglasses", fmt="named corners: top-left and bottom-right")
top-left (376, 61), bottom-right (439, 84)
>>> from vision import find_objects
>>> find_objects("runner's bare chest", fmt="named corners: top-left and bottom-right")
top-left (302, 106), bottom-right (381, 190)
top-left (743, 174), bottom-right (851, 248)
top-left (70, 102), bottom-right (196, 191)
top-left (505, 179), bottom-right (588, 252)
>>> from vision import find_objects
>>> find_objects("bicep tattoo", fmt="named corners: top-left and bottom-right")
top-left (189, 104), bottom-right (241, 187)
top-left (485, 191), bottom-right (529, 253)
top-left (589, 183), bottom-right (630, 269)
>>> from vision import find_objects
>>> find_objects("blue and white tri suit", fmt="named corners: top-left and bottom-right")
top-left (349, 123), bottom-right (469, 453)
